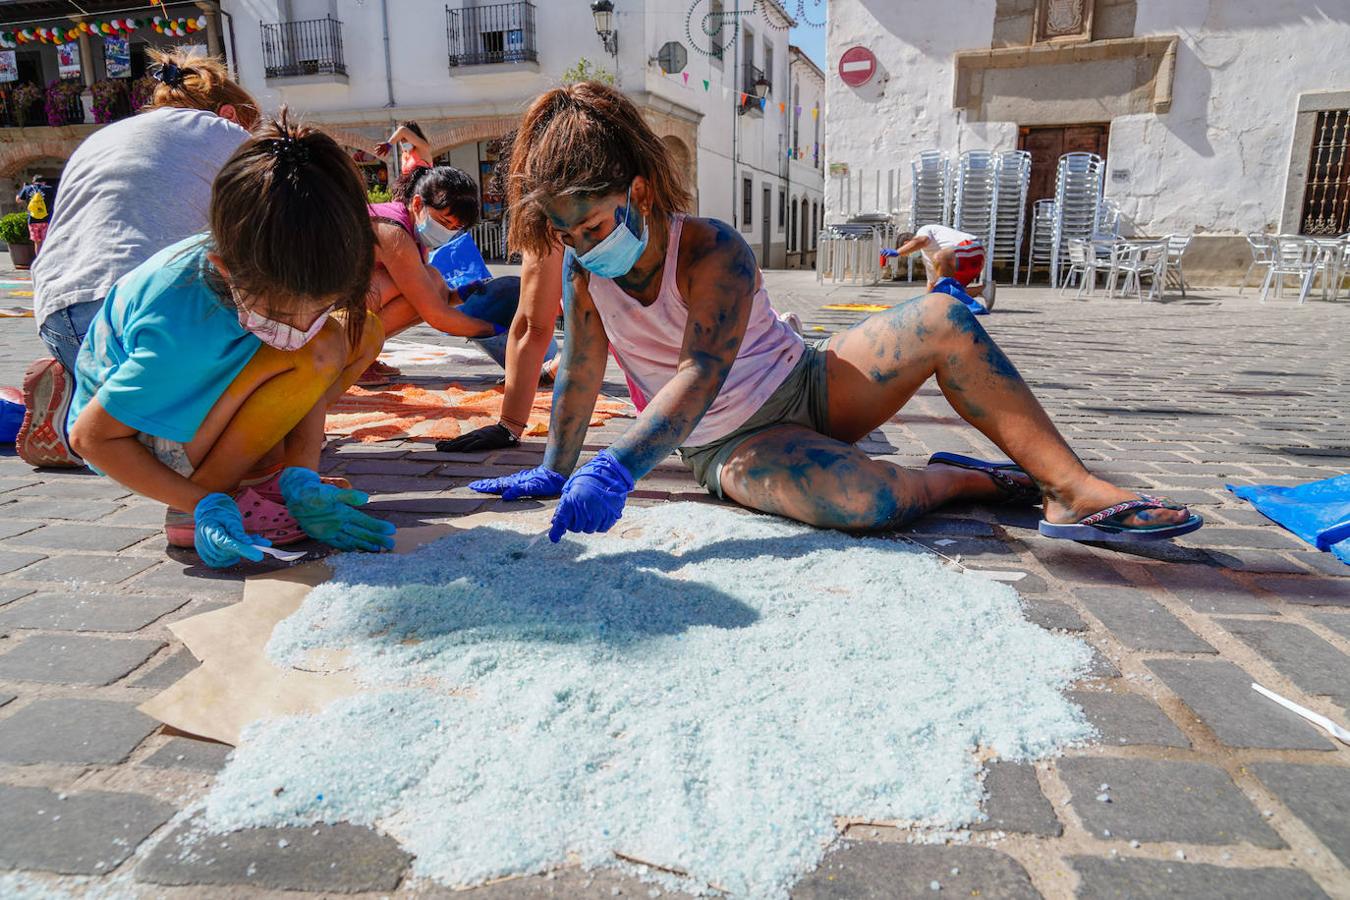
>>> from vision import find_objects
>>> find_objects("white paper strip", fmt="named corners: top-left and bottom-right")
top-left (256, 545), bottom-right (308, 562)
top-left (1252, 682), bottom-right (1350, 745)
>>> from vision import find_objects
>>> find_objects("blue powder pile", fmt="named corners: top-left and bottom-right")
top-left (203, 504), bottom-right (1092, 897)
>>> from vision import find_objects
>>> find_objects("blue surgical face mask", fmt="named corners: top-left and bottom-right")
top-left (575, 186), bottom-right (649, 279)
top-left (416, 210), bottom-right (461, 250)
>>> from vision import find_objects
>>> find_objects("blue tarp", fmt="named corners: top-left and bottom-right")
top-left (932, 276), bottom-right (988, 316)
top-left (1228, 474), bottom-right (1350, 565)
top-left (428, 231), bottom-right (492, 292)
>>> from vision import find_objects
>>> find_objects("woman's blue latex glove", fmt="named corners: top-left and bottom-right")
top-left (548, 451), bottom-right (635, 543)
top-left (278, 467), bottom-right (397, 552)
top-left (194, 492), bottom-right (268, 568)
top-left (470, 465), bottom-right (565, 500)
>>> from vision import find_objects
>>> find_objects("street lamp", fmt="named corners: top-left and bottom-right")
top-left (591, 0), bottom-right (618, 56)
top-left (753, 75), bottom-right (771, 100)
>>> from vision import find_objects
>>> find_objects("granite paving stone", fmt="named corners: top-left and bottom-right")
top-left (0, 498), bottom-right (126, 521)
top-left (1251, 574), bottom-right (1350, 605)
top-left (0, 699), bottom-right (159, 765)
top-left (136, 819), bottom-right (412, 893)
top-left (1145, 658), bottom-right (1334, 750)
top-left (971, 761), bottom-right (1061, 836)
top-left (130, 647), bottom-right (202, 690)
top-left (0, 518), bottom-right (40, 540)
top-left (1058, 758), bottom-right (1283, 847)
top-left (1216, 618), bottom-right (1350, 708)
top-left (0, 548), bottom-right (47, 575)
top-left (1070, 858), bottom-right (1330, 899)
top-left (1067, 689), bottom-right (1190, 748)
top-left (1076, 588), bottom-right (1216, 653)
top-left (0, 584), bottom-right (34, 607)
top-left (0, 593), bottom-right (186, 633)
top-left (1150, 564), bottom-right (1276, 615)
top-left (140, 737), bottom-right (233, 773)
top-left (1022, 598), bottom-right (1087, 632)
top-left (0, 634), bottom-right (164, 685)
top-left (791, 843), bottom-right (1038, 899)
top-left (0, 785), bottom-right (174, 875)
top-left (6, 479), bottom-right (133, 501)
top-left (1307, 610), bottom-right (1350, 641)
top-left (11, 554), bottom-right (160, 585)
top-left (1252, 763), bottom-right (1350, 870)
top-left (3, 523), bottom-right (157, 553)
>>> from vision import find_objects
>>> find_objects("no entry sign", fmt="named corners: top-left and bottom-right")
top-left (839, 46), bottom-right (877, 87)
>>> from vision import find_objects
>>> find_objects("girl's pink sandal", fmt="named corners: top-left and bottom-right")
top-left (163, 487), bottom-right (307, 549)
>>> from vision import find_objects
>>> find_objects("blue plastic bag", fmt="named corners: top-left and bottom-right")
top-left (1228, 474), bottom-right (1350, 565)
top-left (428, 231), bottom-right (493, 293)
top-left (932, 277), bottom-right (988, 316)
top-left (0, 396), bottom-right (23, 443)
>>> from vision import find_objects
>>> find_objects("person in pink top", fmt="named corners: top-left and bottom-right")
top-left (473, 82), bottom-right (1201, 546)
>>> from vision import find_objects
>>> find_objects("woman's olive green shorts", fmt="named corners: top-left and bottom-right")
top-left (678, 339), bottom-right (832, 498)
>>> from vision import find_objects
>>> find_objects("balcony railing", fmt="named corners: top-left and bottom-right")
top-left (261, 17), bottom-right (347, 79)
top-left (446, 2), bottom-right (538, 68)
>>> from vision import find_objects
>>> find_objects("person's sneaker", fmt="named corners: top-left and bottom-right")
top-left (16, 357), bottom-right (82, 468)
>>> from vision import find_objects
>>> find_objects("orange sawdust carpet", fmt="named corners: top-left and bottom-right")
top-left (327, 383), bottom-right (633, 443)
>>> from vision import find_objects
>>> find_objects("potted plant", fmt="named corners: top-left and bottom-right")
top-left (1, 212), bottom-right (35, 269)
top-left (11, 82), bottom-right (45, 127)
top-left (45, 77), bottom-right (85, 127)
top-left (90, 78), bottom-right (132, 124)
top-left (130, 73), bottom-right (158, 112)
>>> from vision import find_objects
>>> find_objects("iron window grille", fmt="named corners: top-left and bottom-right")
top-left (261, 16), bottom-right (346, 78)
top-left (446, 2), bottom-right (538, 68)
top-left (1302, 109), bottom-right (1350, 236)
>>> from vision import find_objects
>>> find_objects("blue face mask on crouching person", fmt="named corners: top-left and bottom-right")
top-left (574, 186), bottom-right (649, 279)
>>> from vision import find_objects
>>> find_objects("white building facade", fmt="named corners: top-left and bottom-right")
top-left (0, 0), bottom-right (825, 267)
top-left (824, 0), bottom-right (1350, 282)
top-left (786, 44), bottom-right (824, 269)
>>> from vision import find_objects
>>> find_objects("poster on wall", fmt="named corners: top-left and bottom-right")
top-left (0, 50), bottom-right (17, 84)
top-left (57, 41), bottom-right (81, 79)
top-left (104, 36), bottom-right (130, 78)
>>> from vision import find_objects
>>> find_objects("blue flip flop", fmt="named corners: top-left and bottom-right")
top-left (1039, 496), bottom-right (1204, 544)
top-left (927, 452), bottom-right (1041, 505)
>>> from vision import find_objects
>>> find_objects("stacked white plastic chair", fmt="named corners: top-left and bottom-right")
top-left (952, 151), bottom-right (998, 277)
top-left (1048, 152), bottom-right (1104, 288)
top-left (991, 150), bottom-right (1032, 283)
top-left (907, 150), bottom-right (951, 281)
top-left (816, 222), bottom-right (882, 286)
top-left (1024, 199), bottom-right (1056, 284)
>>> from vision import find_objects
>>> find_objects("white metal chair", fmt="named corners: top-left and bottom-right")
top-left (1238, 233), bottom-right (1275, 294)
top-left (1110, 242), bottom-right (1167, 302)
top-left (1163, 232), bottom-right (1193, 297)
top-left (1259, 235), bottom-right (1318, 304)
top-left (1060, 239), bottom-right (1100, 297)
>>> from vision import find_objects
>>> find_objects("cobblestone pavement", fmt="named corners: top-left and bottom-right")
top-left (1, 262), bottom-right (1347, 899)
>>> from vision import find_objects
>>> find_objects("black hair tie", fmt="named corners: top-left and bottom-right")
top-left (269, 134), bottom-right (311, 168)
top-left (155, 62), bottom-right (186, 88)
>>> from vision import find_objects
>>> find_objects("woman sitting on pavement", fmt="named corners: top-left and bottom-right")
top-left (67, 116), bottom-right (395, 568)
top-left (470, 82), bottom-right (1202, 546)
top-left (360, 164), bottom-right (508, 385)
top-left (18, 48), bottom-right (260, 468)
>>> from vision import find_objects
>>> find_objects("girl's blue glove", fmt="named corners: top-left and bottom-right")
top-left (278, 467), bottom-right (396, 552)
top-left (470, 465), bottom-right (565, 500)
top-left (194, 492), bottom-right (267, 568)
top-left (548, 451), bottom-right (635, 543)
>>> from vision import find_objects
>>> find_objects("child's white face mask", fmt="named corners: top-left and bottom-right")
top-left (237, 304), bottom-right (333, 352)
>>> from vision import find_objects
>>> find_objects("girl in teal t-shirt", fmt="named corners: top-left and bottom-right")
top-left (68, 115), bottom-right (396, 568)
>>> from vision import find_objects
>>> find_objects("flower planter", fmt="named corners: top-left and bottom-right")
top-left (6, 242), bottom-right (36, 269)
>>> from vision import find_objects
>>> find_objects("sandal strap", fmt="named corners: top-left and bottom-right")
top-left (987, 468), bottom-right (1041, 504)
top-left (1079, 497), bottom-right (1177, 526)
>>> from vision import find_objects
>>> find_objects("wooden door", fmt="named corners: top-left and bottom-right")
top-left (1017, 124), bottom-right (1109, 263)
